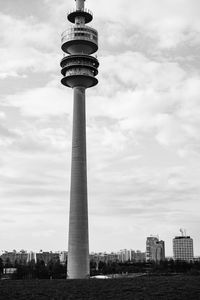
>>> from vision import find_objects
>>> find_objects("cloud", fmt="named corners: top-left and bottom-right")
top-left (86, 52), bottom-right (200, 157)
top-left (5, 79), bottom-right (72, 116)
top-left (0, 12), bottom-right (59, 79)
top-left (0, 0), bottom-right (200, 254)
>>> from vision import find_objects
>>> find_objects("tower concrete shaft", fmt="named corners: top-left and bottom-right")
top-left (68, 87), bottom-right (89, 278)
top-left (60, 0), bottom-right (99, 279)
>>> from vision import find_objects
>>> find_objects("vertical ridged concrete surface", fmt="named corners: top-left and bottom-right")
top-left (67, 86), bottom-right (89, 279)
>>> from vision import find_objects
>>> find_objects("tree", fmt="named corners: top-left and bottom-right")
top-left (5, 257), bottom-right (12, 268)
top-left (35, 260), bottom-right (49, 279)
top-left (0, 258), bottom-right (3, 278)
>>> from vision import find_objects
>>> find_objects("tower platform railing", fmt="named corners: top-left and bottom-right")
top-left (61, 25), bottom-right (98, 38)
top-left (67, 8), bottom-right (93, 24)
top-left (61, 60), bottom-right (98, 70)
top-left (67, 8), bottom-right (93, 16)
top-left (61, 26), bottom-right (98, 49)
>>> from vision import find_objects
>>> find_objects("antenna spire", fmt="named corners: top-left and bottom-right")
top-left (75, 0), bottom-right (85, 10)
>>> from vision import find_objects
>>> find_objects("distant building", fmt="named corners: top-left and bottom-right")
top-left (118, 249), bottom-right (130, 262)
top-left (2, 268), bottom-right (17, 279)
top-left (27, 251), bottom-right (37, 263)
top-left (155, 240), bottom-right (165, 262)
top-left (1, 250), bottom-right (28, 265)
top-left (193, 257), bottom-right (200, 262)
top-left (0, 250), bottom-right (65, 266)
top-left (90, 252), bottom-right (118, 265)
top-left (106, 252), bottom-right (119, 262)
top-left (1, 252), bottom-right (16, 265)
top-left (59, 251), bottom-right (67, 265)
top-left (117, 249), bottom-right (146, 263)
top-left (146, 236), bottom-right (158, 261)
top-left (36, 251), bottom-right (60, 265)
top-left (130, 250), bottom-right (146, 262)
top-left (173, 236), bottom-right (193, 261)
top-left (90, 250), bottom-right (146, 264)
top-left (146, 236), bottom-right (165, 262)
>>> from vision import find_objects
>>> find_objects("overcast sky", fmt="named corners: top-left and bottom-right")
top-left (0, 0), bottom-right (200, 256)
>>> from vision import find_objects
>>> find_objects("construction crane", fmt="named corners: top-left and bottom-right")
top-left (180, 228), bottom-right (186, 236)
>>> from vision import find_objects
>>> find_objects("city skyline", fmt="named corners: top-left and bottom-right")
top-left (0, 233), bottom-right (197, 261)
top-left (0, 0), bottom-right (200, 257)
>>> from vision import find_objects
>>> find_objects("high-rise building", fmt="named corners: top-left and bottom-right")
top-left (60, 0), bottom-right (99, 279)
top-left (155, 240), bottom-right (165, 262)
top-left (146, 236), bottom-right (165, 262)
top-left (146, 236), bottom-right (158, 261)
top-left (173, 236), bottom-right (194, 261)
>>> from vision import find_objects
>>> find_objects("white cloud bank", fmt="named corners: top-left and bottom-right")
top-left (0, 0), bottom-right (200, 255)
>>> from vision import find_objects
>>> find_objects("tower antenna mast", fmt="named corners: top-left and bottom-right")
top-left (60, 0), bottom-right (99, 279)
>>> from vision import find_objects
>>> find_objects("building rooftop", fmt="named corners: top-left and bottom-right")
top-left (174, 236), bottom-right (191, 239)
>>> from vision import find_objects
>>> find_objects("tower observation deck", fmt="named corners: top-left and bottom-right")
top-left (60, 0), bottom-right (99, 279)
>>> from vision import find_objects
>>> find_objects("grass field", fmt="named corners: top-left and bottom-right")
top-left (0, 275), bottom-right (200, 300)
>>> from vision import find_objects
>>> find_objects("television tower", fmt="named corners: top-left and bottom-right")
top-left (60, 0), bottom-right (99, 279)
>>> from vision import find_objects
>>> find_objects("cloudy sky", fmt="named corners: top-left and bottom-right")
top-left (0, 0), bottom-right (200, 256)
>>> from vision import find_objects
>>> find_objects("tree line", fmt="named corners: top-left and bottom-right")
top-left (90, 260), bottom-right (200, 276)
top-left (1, 258), bottom-right (200, 279)
top-left (0, 258), bottom-right (66, 279)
